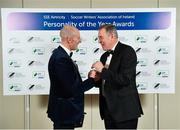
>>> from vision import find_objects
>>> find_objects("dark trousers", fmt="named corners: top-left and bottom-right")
top-left (104, 118), bottom-right (138, 130)
top-left (103, 101), bottom-right (138, 129)
top-left (53, 122), bottom-right (74, 130)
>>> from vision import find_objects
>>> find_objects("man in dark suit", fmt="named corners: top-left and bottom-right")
top-left (47, 25), bottom-right (96, 129)
top-left (92, 24), bottom-right (143, 129)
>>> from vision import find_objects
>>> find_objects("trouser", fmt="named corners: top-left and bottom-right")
top-left (104, 117), bottom-right (138, 130)
top-left (53, 121), bottom-right (74, 130)
top-left (103, 100), bottom-right (138, 129)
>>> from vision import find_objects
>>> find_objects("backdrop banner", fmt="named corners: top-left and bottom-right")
top-left (1, 8), bottom-right (176, 95)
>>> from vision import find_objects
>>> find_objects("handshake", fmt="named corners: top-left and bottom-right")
top-left (88, 61), bottom-right (105, 81)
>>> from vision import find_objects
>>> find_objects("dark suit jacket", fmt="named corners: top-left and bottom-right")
top-left (97, 42), bottom-right (143, 122)
top-left (47, 46), bottom-right (94, 126)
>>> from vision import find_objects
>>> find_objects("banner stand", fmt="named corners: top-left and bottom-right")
top-left (24, 95), bottom-right (30, 130)
top-left (155, 2), bottom-right (160, 129)
top-left (154, 94), bottom-right (159, 130)
top-left (22, 1), bottom-right (30, 129)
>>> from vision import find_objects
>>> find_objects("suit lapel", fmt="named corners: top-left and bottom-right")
top-left (109, 42), bottom-right (124, 71)
top-left (57, 46), bottom-right (69, 57)
top-left (57, 46), bottom-right (76, 69)
top-left (57, 46), bottom-right (82, 80)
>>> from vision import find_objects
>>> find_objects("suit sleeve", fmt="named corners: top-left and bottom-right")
top-left (54, 58), bottom-right (95, 97)
top-left (101, 46), bottom-right (137, 87)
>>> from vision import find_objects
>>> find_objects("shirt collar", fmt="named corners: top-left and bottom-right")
top-left (59, 44), bottom-right (72, 56)
top-left (111, 41), bottom-right (118, 51)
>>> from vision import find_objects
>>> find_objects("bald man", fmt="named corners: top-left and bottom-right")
top-left (47, 25), bottom-right (96, 129)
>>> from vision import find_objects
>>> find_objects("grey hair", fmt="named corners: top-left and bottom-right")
top-left (60, 25), bottom-right (78, 39)
top-left (99, 24), bottom-right (118, 38)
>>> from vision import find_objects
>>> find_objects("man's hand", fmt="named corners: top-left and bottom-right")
top-left (91, 61), bottom-right (104, 73)
top-left (88, 70), bottom-right (101, 81)
top-left (88, 70), bottom-right (96, 78)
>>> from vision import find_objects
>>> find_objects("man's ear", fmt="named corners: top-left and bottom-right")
top-left (111, 33), bottom-right (115, 39)
top-left (67, 37), bottom-right (72, 43)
